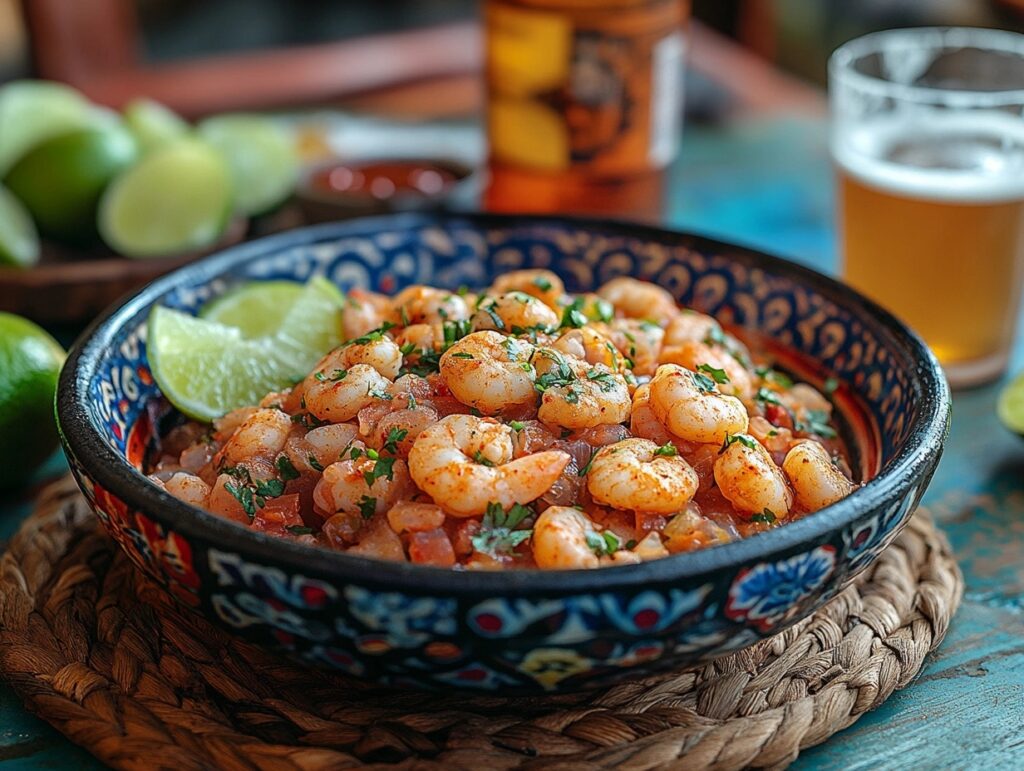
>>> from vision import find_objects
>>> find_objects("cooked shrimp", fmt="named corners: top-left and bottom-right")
top-left (648, 364), bottom-right (749, 445)
top-left (472, 291), bottom-right (559, 333)
top-left (313, 457), bottom-right (412, 518)
top-left (393, 322), bottom-right (442, 355)
top-left (391, 285), bottom-right (469, 325)
top-left (597, 277), bottom-right (679, 325)
top-left (659, 340), bottom-right (753, 398)
top-left (367, 405), bottom-right (439, 457)
top-left (217, 409), bottom-right (292, 466)
top-left (663, 311), bottom-right (719, 347)
top-left (439, 331), bottom-right (537, 415)
top-left (629, 383), bottom-right (675, 444)
top-left (304, 364), bottom-right (391, 424)
top-left (326, 336), bottom-right (403, 380)
top-left (305, 423), bottom-right (360, 467)
top-left (489, 269), bottom-right (564, 310)
top-left (532, 506), bottom-right (602, 569)
top-left (552, 326), bottom-right (628, 374)
top-left (341, 288), bottom-right (390, 341)
top-left (603, 319), bottom-right (665, 376)
top-left (714, 435), bottom-right (793, 518)
top-left (533, 351), bottom-right (630, 429)
top-left (586, 438), bottom-right (698, 514)
top-left (783, 440), bottom-right (855, 512)
top-left (408, 414), bottom-right (570, 517)
top-left (163, 472), bottom-right (211, 507)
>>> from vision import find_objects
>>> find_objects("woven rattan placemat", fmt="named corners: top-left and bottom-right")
top-left (0, 477), bottom-right (963, 770)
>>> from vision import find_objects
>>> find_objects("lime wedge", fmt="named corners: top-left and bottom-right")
top-left (124, 98), bottom-right (190, 155)
top-left (197, 114), bottom-right (298, 216)
top-left (200, 280), bottom-right (305, 337)
top-left (99, 138), bottom-right (232, 258)
top-left (149, 278), bottom-right (343, 421)
top-left (0, 80), bottom-right (95, 175)
top-left (997, 371), bottom-right (1024, 435)
top-left (5, 125), bottom-right (138, 245)
top-left (0, 185), bottom-right (40, 268)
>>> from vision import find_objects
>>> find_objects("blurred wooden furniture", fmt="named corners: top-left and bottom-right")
top-left (19, 0), bottom-right (481, 118)
top-left (20, 0), bottom-right (816, 119)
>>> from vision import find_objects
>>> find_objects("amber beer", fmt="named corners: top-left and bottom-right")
top-left (484, 0), bottom-right (689, 220)
top-left (830, 28), bottom-right (1024, 387)
top-left (837, 116), bottom-right (1024, 386)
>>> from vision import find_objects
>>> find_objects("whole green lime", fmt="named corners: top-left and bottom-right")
top-left (0, 313), bottom-right (66, 489)
top-left (4, 126), bottom-right (137, 245)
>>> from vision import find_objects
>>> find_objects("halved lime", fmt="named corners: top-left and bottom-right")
top-left (149, 278), bottom-right (343, 421)
top-left (5, 125), bottom-right (137, 244)
top-left (99, 138), bottom-right (232, 258)
top-left (0, 80), bottom-right (95, 175)
top-left (197, 114), bottom-right (298, 216)
top-left (0, 185), bottom-right (40, 268)
top-left (124, 98), bottom-right (190, 155)
top-left (997, 371), bottom-right (1024, 435)
top-left (200, 280), bottom-right (304, 337)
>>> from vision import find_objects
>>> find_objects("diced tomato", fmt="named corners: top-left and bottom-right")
top-left (764, 403), bottom-right (794, 429)
top-left (253, 494), bottom-right (303, 535)
top-left (408, 529), bottom-right (456, 567)
top-left (450, 519), bottom-right (480, 557)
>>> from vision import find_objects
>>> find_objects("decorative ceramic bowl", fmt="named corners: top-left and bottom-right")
top-left (57, 213), bottom-right (950, 692)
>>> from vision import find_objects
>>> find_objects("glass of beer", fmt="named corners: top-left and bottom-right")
top-left (831, 28), bottom-right (1024, 388)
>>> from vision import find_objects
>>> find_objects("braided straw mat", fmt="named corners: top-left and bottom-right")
top-left (0, 477), bottom-right (963, 771)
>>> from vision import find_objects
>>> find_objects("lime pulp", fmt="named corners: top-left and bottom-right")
top-left (123, 98), bottom-right (190, 155)
top-left (200, 280), bottom-right (305, 337)
top-left (99, 137), bottom-right (232, 258)
top-left (197, 114), bottom-right (298, 216)
top-left (148, 278), bottom-right (343, 421)
top-left (997, 371), bottom-right (1024, 435)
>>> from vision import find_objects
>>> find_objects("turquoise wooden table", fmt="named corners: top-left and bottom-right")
top-left (2, 117), bottom-right (1023, 769)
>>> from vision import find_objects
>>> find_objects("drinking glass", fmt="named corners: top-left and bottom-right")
top-left (830, 27), bottom-right (1024, 388)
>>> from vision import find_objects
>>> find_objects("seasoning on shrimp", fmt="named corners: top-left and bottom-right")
top-left (147, 273), bottom-right (860, 569)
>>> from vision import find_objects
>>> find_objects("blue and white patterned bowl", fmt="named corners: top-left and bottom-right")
top-left (57, 213), bottom-right (950, 692)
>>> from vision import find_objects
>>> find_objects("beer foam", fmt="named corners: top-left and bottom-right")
top-left (832, 112), bottom-right (1024, 202)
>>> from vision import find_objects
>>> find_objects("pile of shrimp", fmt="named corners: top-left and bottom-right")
top-left (148, 272), bottom-right (858, 570)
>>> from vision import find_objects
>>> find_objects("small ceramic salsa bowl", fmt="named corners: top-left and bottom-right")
top-left (57, 213), bottom-right (949, 692)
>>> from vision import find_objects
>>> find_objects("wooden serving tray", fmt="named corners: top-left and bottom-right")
top-left (0, 219), bottom-right (247, 324)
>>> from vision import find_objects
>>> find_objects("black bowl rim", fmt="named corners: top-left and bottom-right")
top-left (57, 212), bottom-right (951, 597)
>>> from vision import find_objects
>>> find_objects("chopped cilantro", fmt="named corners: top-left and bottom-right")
top-left (559, 299), bottom-right (587, 329)
top-left (224, 481), bottom-right (255, 520)
top-left (751, 509), bottom-right (777, 524)
top-left (755, 387), bottom-right (782, 406)
top-left (276, 455), bottom-right (300, 481)
top-left (795, 409), bottom-right (838, 439)
top-left (473, 450), bottom-right (496, 467)
top-left (399, 342), bottom-right (417, 356)
top-left (350, 321), bottom-right (396, 346)
top-left (585, 529), bottom-right (620, 556)
top-left (693, 371), bottom-right (717, 393)
top-left (349, 446), bottom-right (363, 460)
top-left (357, 496), bottom-right (377, 520)
top-left (307, 455), bottom-right (325, 472)
top-left (586, 369), bottom-right (617, 391)
top-left (755, 366), bottom-right (794, 389)
top-left (533, 275), bottom-right (553, 291)
top-left (382, 428), bottom-right (408, 454)
top-left (824, 376), bottom-right (839, 396)
top-left (363, 455), bottom-right (396, 487)
top-left (450, 352), bottom-right (474, 359)
top-left (471, 502), bottom-right (533, 557)
top-left (578, 452), bottom-right (595, 476)
top-left (653, 442), bottom-right (678, 457)
top-left (399, 305), bottom-right (410, 326)
top-left (479, 302), bottom-right (505, 330)
top-left (696, 363), bottom-right (730, 384)
top-left (720, 433), bottom-right (757, 453)
top-left (509, 420), bottom-right (526, 432)
top-left (286, 525), bottom-right (314, 536)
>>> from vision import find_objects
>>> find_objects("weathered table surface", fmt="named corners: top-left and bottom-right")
top-left (2, 117), bottom-right (1023, 769)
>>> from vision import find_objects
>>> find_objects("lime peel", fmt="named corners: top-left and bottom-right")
top-left (997, 371), bottom-right (1024, 435)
